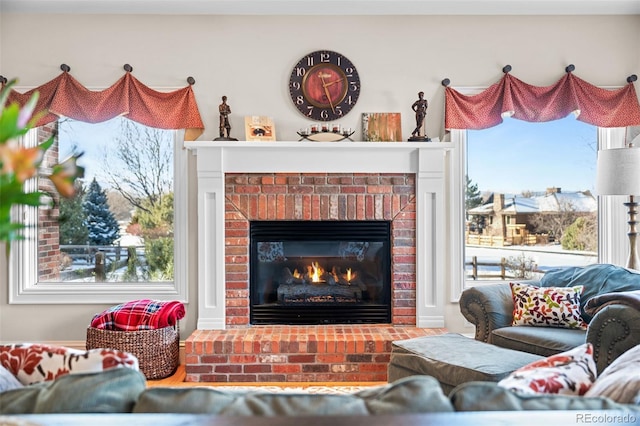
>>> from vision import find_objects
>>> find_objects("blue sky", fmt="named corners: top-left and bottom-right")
top-left (467, 115), bottom-right (597, 194)
top-left (58, 117), bottom-right (173, 187)
top-left (58, 118), bottom-right (122, 184)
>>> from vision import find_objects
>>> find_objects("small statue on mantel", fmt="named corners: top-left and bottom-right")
top-left (409, 91), bottom-right (431, 142)
top-left (214, 95), bottom-right (238, 141)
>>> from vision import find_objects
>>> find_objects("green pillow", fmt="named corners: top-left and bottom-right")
top-left (450, 381), bottom-right (639, 412)
top-left (0, 367), bottom-right (146, 414)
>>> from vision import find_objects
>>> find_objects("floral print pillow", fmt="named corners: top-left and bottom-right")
top-left (498, 343), bottom-right (597, 395)
top-left (510, 282), bottom-right (588, 329)
top-left (0, 343), bottom-right (139, 385)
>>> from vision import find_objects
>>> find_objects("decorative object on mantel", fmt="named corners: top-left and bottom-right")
top-left (244, 116), bottom-right (276, 141)
top-left (408, 91), bottom-right (430, 141)
top-left (214, 95), bottom-right (237, 141)
top-left (596, 143), bottom-right (640, 270)
top-left (289, 50), bottom-right (361, 121)
top-left (362, 113), bottom-right (403, 142)
top-left (297, 125), bottom-right (354, 142)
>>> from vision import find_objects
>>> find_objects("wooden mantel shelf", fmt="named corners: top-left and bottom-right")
top-left (185, 140), bottom-right (453, 149)
top-left (184, 140), bottom-right (454, 175)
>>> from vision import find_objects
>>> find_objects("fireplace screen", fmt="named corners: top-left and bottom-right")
top-left (250, 221), bottom-right (391, 325)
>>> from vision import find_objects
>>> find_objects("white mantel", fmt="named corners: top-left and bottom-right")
top-left (185, 140), bottom-right (454, 329)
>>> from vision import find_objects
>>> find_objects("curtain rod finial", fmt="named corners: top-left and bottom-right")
top-left (441, 78), bottom-right (450, 87)
top-left (565, 64), bottom-right (575, 73)
top-left (502, 65), bottom-right (512, 73)
top-left (187, 76), bottom-right (195, 85)
top-left (628, 74), bottom-right (638, 83)
top-left (60, 64), bottom-right (70, 72)
top-left (124, 64), bottom-right (133, 72)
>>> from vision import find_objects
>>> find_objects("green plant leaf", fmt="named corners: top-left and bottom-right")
top-left (0, 102), bottom-right (21, 142)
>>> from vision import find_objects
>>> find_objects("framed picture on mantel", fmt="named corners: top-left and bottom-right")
top-left (245, 116), bottom-right (276, 141)
top-left (362, 113), bottom-right (402, 142)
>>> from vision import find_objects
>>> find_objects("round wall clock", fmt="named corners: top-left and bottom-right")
top-left (289, 50), bottom-right (361, 121)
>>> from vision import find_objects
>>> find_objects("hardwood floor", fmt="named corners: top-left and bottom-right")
top-left (146, 365), bottom-right (386, 388)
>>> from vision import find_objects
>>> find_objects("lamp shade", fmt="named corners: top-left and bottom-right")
top-left (595, 147), bottom-right (640, 196)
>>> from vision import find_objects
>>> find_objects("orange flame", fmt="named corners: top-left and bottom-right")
top-left (310, 262), bottom-right (322, 282)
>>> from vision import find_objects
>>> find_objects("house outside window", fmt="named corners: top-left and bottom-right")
top-left (449, 120), bottom-right (629, 301)
top-left (464, 116), bottom-right (599, 282)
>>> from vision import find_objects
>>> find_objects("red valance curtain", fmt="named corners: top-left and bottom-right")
top-left (3, 71), bottom-right (204, 141)
top-left (445, 72), bottom-right (640, 130)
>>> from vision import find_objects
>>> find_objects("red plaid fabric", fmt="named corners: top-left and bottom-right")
top-left (90, 299), bottom-right (185, 331)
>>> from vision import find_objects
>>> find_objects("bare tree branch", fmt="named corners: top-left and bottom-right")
top-left (101, 119), bottom-right (173, 213)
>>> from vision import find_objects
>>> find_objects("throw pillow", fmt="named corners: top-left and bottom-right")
top-left (0, 343), bottom-right (139, 385)
top-left (0, 365), bottom-right (24, 392)
top-left (585, 343), bottom-right (640, 403)
top-left (497, 343), bottom-right (596, 396)
top-left (510, 282), bottom-right (587, 329)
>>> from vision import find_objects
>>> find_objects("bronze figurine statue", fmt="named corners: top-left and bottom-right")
top-left (214, 95), bottom-right (237, 141)
top-left (409, 91), bottom-right (430, 141)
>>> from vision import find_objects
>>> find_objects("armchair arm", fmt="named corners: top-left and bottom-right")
top-left (459, 283), bottom-right (514, 343)
top-left (587, 303), bottom-right (640, 374)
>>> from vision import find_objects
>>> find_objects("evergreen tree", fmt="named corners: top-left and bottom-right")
top-left (465, 175), bottom-right (483, 211)
top-left (59, 181), bottom-right (88, 244)
top-left (83, 178), bottom-right (120, 245)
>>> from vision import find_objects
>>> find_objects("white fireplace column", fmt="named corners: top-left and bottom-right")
top-left (185, 141), bottom-right (453, 330)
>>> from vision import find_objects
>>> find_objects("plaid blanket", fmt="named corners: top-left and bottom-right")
top-left (90, 299), bottom-right (185, 331)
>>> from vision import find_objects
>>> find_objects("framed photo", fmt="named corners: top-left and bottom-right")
top-left (245, 116), bottom-right (276, 141)
top-left (362, 113), bottom-right (402, 142)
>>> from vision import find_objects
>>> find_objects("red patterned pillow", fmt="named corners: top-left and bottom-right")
top-left (498, 343), bottom-right (596, 395)
top-left (510, 282), bottom-right (587, 329)
top-left (0, 343), bottom-right (139, 385)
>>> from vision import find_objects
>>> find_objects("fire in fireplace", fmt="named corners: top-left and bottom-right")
top-left (250, 220), bottom-right (391, 325)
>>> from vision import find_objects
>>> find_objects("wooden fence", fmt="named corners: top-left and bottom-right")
top-left (466, 233), bottom-right (546, 247)
top-left (465, 256), bottom-right (544, 280)
top-left (60, 244), bottom-right (144, 281)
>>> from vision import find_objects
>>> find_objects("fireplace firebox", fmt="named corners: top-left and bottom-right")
top-left (250, 221), bottom-right (391, 325)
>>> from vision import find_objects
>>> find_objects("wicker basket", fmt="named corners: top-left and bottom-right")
top-left (86, 325), bottom-right (179, 379)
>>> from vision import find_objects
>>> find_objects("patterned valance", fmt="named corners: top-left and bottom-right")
top-left (2, 71), bottom-right (204, 141)
top-left (445, 72), bottom-right (640, 130)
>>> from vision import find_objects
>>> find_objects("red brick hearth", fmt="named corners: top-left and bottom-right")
top-left (185, 172), bottom-right (429, 382)
top-left (185, 326), bottom-right (443, 382)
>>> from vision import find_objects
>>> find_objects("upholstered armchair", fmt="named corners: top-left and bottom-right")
top-left (459, 264), bottom-right (640, 374)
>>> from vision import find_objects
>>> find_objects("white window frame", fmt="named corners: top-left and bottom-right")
top-left (448, 87), bottom-right (629, 302)
top-left (8, 127), bottom-right (188, 304)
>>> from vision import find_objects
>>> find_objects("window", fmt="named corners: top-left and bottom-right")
top-left (450, 123), bottom-right (628, 301)
top-left (9, 117), bottom-right (188, 303)
top-left (464, 115), bottom-right (599, 283)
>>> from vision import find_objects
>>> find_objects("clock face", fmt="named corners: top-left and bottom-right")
top-left (289, 50), bottom-right (360, 121)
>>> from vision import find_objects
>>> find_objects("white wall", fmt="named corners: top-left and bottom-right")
top-left (1, 13), bottom-right (639, 342)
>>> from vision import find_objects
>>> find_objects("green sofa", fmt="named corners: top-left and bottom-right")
top-left (459, 264), bottom-right (640, 373)
top-left (1, 367), bottom-right (638, 416)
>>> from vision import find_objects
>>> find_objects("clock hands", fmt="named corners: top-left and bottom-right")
top-left (319, 73), bottom-right (336, 114)
top-left (322, 76), bottom-right (345, 88)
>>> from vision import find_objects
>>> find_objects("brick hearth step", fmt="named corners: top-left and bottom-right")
top-left (185, 325), bottom-right (443, 382)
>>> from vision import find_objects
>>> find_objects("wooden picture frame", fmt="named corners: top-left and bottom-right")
top-left (245, 116), bottom-right (276, 141)
top-left (362, 113), bottom-right (402, 142)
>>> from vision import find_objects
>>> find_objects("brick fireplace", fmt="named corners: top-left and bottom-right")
top-left (225, 171), bottom-right (416, 326)
top-left (184, 141), bottom-right (451, 382)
